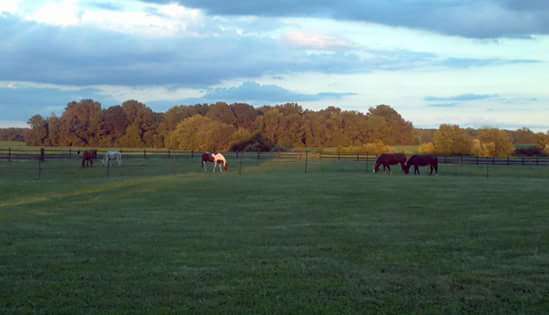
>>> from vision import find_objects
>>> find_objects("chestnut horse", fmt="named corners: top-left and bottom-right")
top-left (405, 155), bottom-right (438, 175)
top-left (79, 150), bottom-right (97, 168)
top-left (201, 152), bottom-right (229, 173)
top-left (374, 153), bottom-right (407, 175)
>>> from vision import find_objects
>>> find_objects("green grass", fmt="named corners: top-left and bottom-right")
top-left (1, 158), bottom-right (549, 314)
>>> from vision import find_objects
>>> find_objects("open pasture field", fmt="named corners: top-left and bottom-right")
top-left (1, 158), bottom-right (549, 314)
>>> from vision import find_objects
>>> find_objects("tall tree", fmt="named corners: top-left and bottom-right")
top-left (27, 115), bottom-right (49, 146)
top-left (60, 99), bottom-right (103, 146)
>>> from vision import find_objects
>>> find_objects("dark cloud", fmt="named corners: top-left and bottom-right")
top-left (141, 0), bottom-right (549, 38)
top-left (425, 94), bottom-right (499, 103)
top-left (0, 16), bottom-right (541, 88)
top-left (181, 81), bottom-right (355, 104)
top-left (0, 85), bottom-right (115, 121)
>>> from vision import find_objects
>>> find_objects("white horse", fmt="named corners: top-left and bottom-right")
top-left (201, 152), bottom-right (228, 173)
top-left (103, 151), bottom-right (122, 167)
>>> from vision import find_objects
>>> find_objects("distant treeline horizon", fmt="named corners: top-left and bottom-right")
top-left (1, 99), bottom-right (548, 156)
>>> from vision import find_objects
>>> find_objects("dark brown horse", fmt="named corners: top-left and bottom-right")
top-left (405, 155), bottom-right (438, 175)
top-left (79, 150), bottom-right (97, 168)
top-left (374, 153), bottom-right (407, 175)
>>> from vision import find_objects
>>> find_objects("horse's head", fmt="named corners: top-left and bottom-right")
top-left (402, 162), bottom-right (410, 175)
top-left (373, 162), bottom-right (381, 173)
top-left (224, 161), bottom-right (229, 172)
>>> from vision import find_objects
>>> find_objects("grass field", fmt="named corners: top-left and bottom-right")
top-left (1, 158), bottom-right (549, 314)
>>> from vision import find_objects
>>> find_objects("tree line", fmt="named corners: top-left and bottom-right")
top-left (4, 99), bottom-right (549, 156)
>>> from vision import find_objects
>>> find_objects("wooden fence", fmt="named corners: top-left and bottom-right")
top-left (1, 147), bottom-right (549, 166)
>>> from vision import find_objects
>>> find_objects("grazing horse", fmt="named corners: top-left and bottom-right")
top-left (405, 155), bottom-right (438, 175)
top-left (374, 153), bottom-right (407, 175)
top-left (201, 152), bottom-right (229, 173)
top-left (103, 151), bottom-right (122, 167)
top-left (79, 150), bottom-right (97, 168)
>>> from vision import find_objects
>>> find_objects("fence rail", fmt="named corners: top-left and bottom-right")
top-left (1, 148), bottom-right (549, 166)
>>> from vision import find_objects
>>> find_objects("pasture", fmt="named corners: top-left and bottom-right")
top-left (1, 157), bottom-right (549, 314)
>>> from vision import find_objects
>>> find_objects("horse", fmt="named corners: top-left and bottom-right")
top-left (405, 155), bottom-right (438, 175)
top-left (201, 152), bottom-right (229, 173)
top-left (102, 151), bottom-right (122, 167)
top-left (373, 153), bottom-right (407, 175)
top-left (79, 150), bottom-right (97, 168)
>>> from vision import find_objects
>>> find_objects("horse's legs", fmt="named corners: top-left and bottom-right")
top-left (387, 165), bottom-right (391, 176)
top-left (414, 165), bottom-right (419, 175)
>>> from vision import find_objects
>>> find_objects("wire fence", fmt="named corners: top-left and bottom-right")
top-left (1, 148), bottom-right (549, 181)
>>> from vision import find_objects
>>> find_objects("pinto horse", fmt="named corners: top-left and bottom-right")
top-left (405, 155), bottom-right (438, 175)
top-left (79, 150), bottom-right (97, 168)
top-left (374, 153), bottom-right (407, 175)
top-left (201, 152), bottom-right (229, 173)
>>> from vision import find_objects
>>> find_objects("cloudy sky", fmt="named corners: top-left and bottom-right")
top-left (1, 0), bottom-right (549, 130)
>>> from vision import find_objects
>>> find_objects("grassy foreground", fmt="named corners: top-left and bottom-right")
top-left (1, 160), bottom-right (549, 314)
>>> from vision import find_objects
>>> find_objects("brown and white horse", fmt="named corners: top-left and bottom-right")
top-left (374, 153), bottom-right (407, 175)
top-left (201, 152), bottom-right (229, 173)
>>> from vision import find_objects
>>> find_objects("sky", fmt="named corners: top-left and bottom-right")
top-left (1, 0), bottom-right (549, 131)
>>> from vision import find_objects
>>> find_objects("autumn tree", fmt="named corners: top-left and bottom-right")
top-left (478, 128), bottom-right (514, 157)
top-left (433, 124), bottom-right (472, 155)
top-left (167, 115), bottom-right (236, 151)
top-left (100, 105), bottom-right (128, 146)
top-left (27, 115), bottom-right (49, 146)
top-left (59, 99), bottom-right (103, 146)
top-left (118, 100), bottom-right (158, 147)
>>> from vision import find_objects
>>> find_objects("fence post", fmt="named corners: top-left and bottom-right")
top-left (239, 156), bottom-right (242, 176)
top-left (37, 158), bottom-right (42, 180)
top-left (168, 150), bottom-right (171, 159)
top-left (507, 156), bottom-right (510, 166)
top-left (522, 157), bottom-right (525, 165)
top-left (8, 147), bottom-right (11, 162)
top-left (365, 152), bottom-right (369, 172)
top-left (476, 156), bottom-right (479, 165)
top-left (106, 159), bottom-right (110, 177)
top-left (68, 147), bottom-right (72, 159)
top-left (304, 150), bottom-right (309, 174)
top-left (143, 149), bottom-right (146, 159)
top-left (191, 150), bottom-right (194, 159)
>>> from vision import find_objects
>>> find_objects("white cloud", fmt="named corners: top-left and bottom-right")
top-left (0, 120), bottom-right (28, 128)
top-left (283, 30), bottom-right (352, 50)
top-left (0, 0), bottom-right (20, 15)
top-left (80, 3), bottom-right (205, 37)
top-left (93, 85), bottom-right (204, 103)
top-left (27, 0), bottom-right (81, 27)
